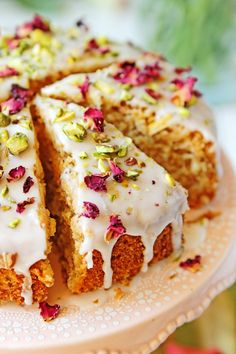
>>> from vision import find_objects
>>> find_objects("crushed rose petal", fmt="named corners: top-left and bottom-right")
top-left (171, 77), bottom-right (201, 106)
top-left (106, 215), bottom-right (126, 241)
top-left (145, 88), bottom-right (162, 100)
top-left (84, 173), bottom-right (109, 192)
top-left (7, 166), bottom-right (26, 182)
top-left (84, 107), bottom-right (104, 132)
top-left (81, 201), bottom-right (100, 219)
top-left (1, 84), bottom-right (32, 114)
top-left (16, 15), bottom-right (50, 38)
top-left (86, 38), bottom-right (110, 54)
top-left (79, 76), bottom-right (90, 99)
top-left (0, 67), bottom-right (19, 78)
top-left (39, 302), bottom-right (60, 322)
top-left (23, 176), bottom-right (34, 193)
top-left (113, 60), bottom-right (162, 86)
top-left (174, 66), bottom-right (192, 75)
top-left (109, 160), bottom-right (125, 183)
top-left (179, 255), bottom-right (201, 272)
top-left (166, 342), bottom-right (222, 354)
top-left (16, 197), bottom-right (35, 213)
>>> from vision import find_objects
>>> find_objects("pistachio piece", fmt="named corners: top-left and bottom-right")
top-left (165, 173), bottom-right (176, 187)
top-left (98, 159), bottom-right (109, 173)
top-left (141, 93), bottom-right (157, 105)
top-left (126, 169), bottom-right (141, 180)
top-left (54, 111), bottom-right (75, 123)
top-left (6, 133), bottom-right (29, 155)
top-left (1, 185), bottom-right (9, 198)
top-left (63, 122), bottom-right (87, 142)
top-left (91, 132), bottom-right (110, 143)
top-left (94, 80), bottom-right (115, 95)
top-left (8, 218), bottom-right (21, 228)
top-left (120, 90), bottom-right (133, 101)
top-left (0, 112), bottom-right (11, 127)
top-left (0, 129), bottom-right (9, 143)
top-left (95, 144), bottom-right (119, 154)
top-left (117, 145), bottom-right (128, 157)
top-left (79, 151), bottom-right (88, 159)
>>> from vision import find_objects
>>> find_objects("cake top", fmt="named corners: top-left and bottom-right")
top-left (0, 15), bottom-right (140, 100)
top-left (41, 52), bottom-right (217, 144)
top-left (0, 85), bottom-right (48, 304)
top-left (34, 95), bottom-right (188, 288)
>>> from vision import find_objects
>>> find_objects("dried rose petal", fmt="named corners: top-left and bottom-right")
top-left (86, 38), bottom-right (110, 54)
top-left (16, 197), bottom-right (35, 213)
top-left (79, 76), bottom-right (90, 99)
top-left (109, 161), bottom-right (125, 183)
top-left (171, 77), bottom-right (200, 106)
top-left (0, 67), bottom-right (19, 78)
top-left (113, 60), bottom-right (162, 86)
top-left (1, 85), bottom-right (32, 114)
top-left (16, 15), bottom-right (50, 38)
top-left (7, 166), bottom-right (26, 182)
top-left (179, 255), bottom-right (201, 272)
top-left (106, 215), bottom-right (126, 241)
top-left (39, 302), bottom-right (60, 322)
top-left (81, 201), bottom-right (100, 219)
top-left (23, 176), bottom-right (34, 193)
top-left (84, 107), bottom-right (104, 132)
top-left (145, 88), bottom-right (162, 101)
top-left (125, 157), bottom-right (137, 166)
top-left (84, 173), bottom-right (109, 192)
top-left (6, 37), bottom-right (20, 50)
top-left (166, 342), bottom-right (222, 354)
top-left (174, 66), bottom-right (192, 75)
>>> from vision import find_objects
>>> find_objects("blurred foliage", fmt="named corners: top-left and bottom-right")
top-left (140, 0), bottom-right (236, 83)
top-left (15, 0), bottom-right (64, 12)
top-left (154, 284), bottom-right (236, 354)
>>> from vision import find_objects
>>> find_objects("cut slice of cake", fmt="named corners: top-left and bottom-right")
top-left (0, 15), bottom-right (140, 101)
top-left (33, 95), bottom-right (188, 294)
top-left (0, 84), bottom-right (54, 304)
top-left (40, 53), bottom-right (220, 208)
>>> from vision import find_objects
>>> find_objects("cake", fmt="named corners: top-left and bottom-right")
top-left (0, 15), bottom-right (140, 102)
top-left (40, 53), bottom-right (220, 207)
top-left (0, 84), bottom-right (54, 305)
top-left (33, 95), bottom-right (188, 293)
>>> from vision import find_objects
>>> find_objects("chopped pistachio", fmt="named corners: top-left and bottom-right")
top-left (0, 113), bottom-right (11, 127)
top-left (6, 133), bottom-right (29, 155)
top-left (188, 95), bottom-right (197, 106)
top-left (8, 218), bottom-right (21, 229)
top-left (1, 185), bottom-right (9, 198)
top-left (63, 122), bottom-right (87, 142)
top-left (147, 82), bottom-right (160, 91)
top-left (132, 184), bottom-right (140, 190)
top-left (117, 146), bottom-right (128, 158)
top-left (98, 159), bottom-right (109, 173)
top-left (178, 107), bottom-right (190, 118)
top-left (141, 93), bottom-right (157, 105)
top-left (108, 194), bottom-right (117, 202)
top-left (165, 173), bottom-right (176, 187)
top-left (126, 207), bottom-right (133, 215)
top-left (94, 80), bottom-right (115, 95)
top-left (19, 119), bottom-right (32, 130)
top-left (0, 129), bottom-right (9, 143)
top-left (120, 90), bottom-right (133, 101)
top-left (126, 169), bottom-right (141, 180)
top-left (96, 36), bottom-right (108, 46)
top-left (0, 205), bottom-right (11, 211)
top-left (92, 132), bottom-right (110, 143)
top-left (79, 151), bottom-right (88, 159)
top-left (95, 144), bottom-right (119, 154)
top-left (30, 29), bottom-right (52, 46)
top-left (54, 111), bottom-right (75, 123)
top-left (121, 84), bottom-right (131, 91)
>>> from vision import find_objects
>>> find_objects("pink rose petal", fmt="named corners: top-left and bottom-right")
top-left (39, 302), bottom-right (60, 322)
top-left (81, 201), bottom-right (100, 219)
top-left (0, 67), bottom-right (19, 78)
top-left (16, 15), bottom-right (50, 38)
top-left (23, 176), bottom-right (34, 193)
top-left (79, 76), bottom-right (90, 99)
top-left (84, 173), bottom-right (109, 192)
top-left (179, 255), bottom-right (201, 272)
top-left (109, 160), bottom-right (125, 183)
top-left (84, 107), bottom-right (104, 132)
top-left (171, 77), bottom-right (200, 106)
top-left (16, 197), bottom-right (35, 213)
top-left (7, 166), bottom-right (26, 182)
top-left (106, 215), bottom-right (126, 241)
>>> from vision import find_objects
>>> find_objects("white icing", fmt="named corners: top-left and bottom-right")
top-left (0, 107), bottom-right (47, 304)
top-left (41, 55), bottom-right (221, 175)
top-left (34, 95), bottom-right (188, 289)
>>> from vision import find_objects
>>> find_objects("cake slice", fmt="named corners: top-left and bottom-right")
top-left (40, 53), bottom-right (220, 207)
top-left (0, 84), bottom-right (54, 304)
top-left (0, 15), bottom-right (140, 101)
top-left (33, 95), bottom-right (188, 293)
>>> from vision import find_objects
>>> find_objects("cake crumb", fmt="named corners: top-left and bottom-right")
top-left (114, 287), bottom-right (125, 300)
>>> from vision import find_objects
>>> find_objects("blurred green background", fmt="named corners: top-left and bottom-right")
top-left (0, 1), bottom-right (235, 353)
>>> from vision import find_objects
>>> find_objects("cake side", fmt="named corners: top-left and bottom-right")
top-left (0, 86), bottom-right (54, 305)
top-left (33, 95), bottom-right (188, 293)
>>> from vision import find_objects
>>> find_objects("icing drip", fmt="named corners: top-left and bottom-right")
top-left (35, 96), bottom-right (188, 289)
